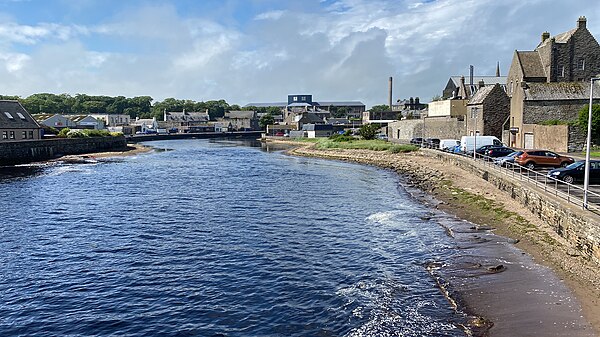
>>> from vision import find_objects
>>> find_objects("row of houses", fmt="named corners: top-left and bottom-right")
top-left (1, 107), bottom-right (267, 142)
top-left (382, 16), bottom-right (600, 153)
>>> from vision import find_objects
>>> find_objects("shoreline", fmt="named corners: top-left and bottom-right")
top-left (272, 139), bottom-right (600, 336)
top-left (50, 143), bottom-right (153, 163)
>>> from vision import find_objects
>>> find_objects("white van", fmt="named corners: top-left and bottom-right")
top-left (460, 135), bottom-right (503, 153)
top-left (439, 139), bottom-right (460, 151)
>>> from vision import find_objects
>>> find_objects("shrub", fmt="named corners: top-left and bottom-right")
top-left (359, 124), bottom-right (380, 140)
top-left (66, 130), bottom-right (89, 138)
top-left (329, 132), bottom-right (355, 142)
top-left (57, 128), bottom-right (71, 138)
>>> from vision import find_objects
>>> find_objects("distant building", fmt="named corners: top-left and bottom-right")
top-left (466, 83), bottom-right (510, 139)
top-left (66, 115), bottom-right (104, 130)
top-left (163, 110), bottom-right (210, 132)
top-left (245, 94), bottom-right (365, 119)
top-left (33, 113), bottom-right (77, 129)
top-left (219, 110), bottom-right (259, 131)
top-left (507, 16), bottom-right (600, 151)
top-left (0, 100), bottom-right (42, 142)
top-left (130, 117), bottom-right (159, 134)
top-left (442, 75), bottom-right (506, 99)
top-left (89, 114), bottom-right (131, 127)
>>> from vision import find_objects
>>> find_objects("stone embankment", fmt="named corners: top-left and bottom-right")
top-left (0, 136), bottom-right (127, 165)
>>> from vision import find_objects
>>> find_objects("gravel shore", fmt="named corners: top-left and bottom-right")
top-left (283, 141), bottom-right (600, 337)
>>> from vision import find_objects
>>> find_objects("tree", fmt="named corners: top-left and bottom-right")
top-left (369, 104), bottom-right (389, 113)
top-left (259, 113), bottom-right (275, 130)
top-left (431, 95), bottom-right (442, 102)
top-left (578, 104), bottom-right (600, 145)
top-left (359, 123), bottom-right (380, 140)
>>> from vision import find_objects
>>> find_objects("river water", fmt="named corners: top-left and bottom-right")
top-left (0, 139), bottom-right (472, 336)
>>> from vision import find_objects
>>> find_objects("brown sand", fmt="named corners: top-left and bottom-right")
top-left (276, 141), bottom-right (600, 336)
top-left (54, 143), bottom-right (153, 162)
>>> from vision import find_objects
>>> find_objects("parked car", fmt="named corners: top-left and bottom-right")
top-left (460, 135), bottom-right (503, 153)
top-left (547, 160), bottom-right (600, 184)
top-left (376, 134), bottom-right (389, 141)
top-left (424, 138), bottom-right (440, 148)
top-left (410, 137), bottom-right (424, 146)
top-left (475, 144), bottom-right (501, 155)
top-left (514, 150), bottom-right (574, 169)
top-left (439, 139), bottom-right (460, 151)
top-left (493, 151), bottom-right (523, 166)
top-left (485, 147), bottom-right (515, 158)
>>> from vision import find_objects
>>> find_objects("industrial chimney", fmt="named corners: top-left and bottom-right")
top-left (388, 77), bottom-right (393, 110)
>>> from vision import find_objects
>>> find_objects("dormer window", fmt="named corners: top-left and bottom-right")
top-left (578, 58), bottom-right (585, 70)
top-left (4, 111), bottom-right (13, 119)
top-left (293, 96), bottom-right (298, 102)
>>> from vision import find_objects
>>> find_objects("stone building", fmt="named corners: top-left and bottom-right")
top-left (507, 16), bottom-right (600, 151)
top-left (466, 83), bottom-right (510, 139)
top-left (0, 100), bottom-right (42, 142)
top-left (219, 110), bottom-right (259, 131)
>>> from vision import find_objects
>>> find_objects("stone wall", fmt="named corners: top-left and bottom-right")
top-left (568, 125), bottom-right (587, 152)
top-left (387, 117), bottom-right (466, 141)
top-left (523, 100), bottom-right (586, 124)
top-left (388, 119), bottom-right (422, 140)
top-left (0, 136), bottom-right (126, 165)
top-left (425, 150), bottom-right (600, 265)
top-left (422, 116), bottom-right (466, 139)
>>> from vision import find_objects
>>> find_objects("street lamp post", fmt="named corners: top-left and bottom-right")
top-left (471, 107), bottom-right (478, 159)
top-left (583, 77), bottom-right (599, 209)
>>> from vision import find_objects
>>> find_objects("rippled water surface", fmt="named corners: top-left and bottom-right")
top-left (0, 139), bottom-right (466, 336)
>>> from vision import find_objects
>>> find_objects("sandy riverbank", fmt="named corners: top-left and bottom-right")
top-left (271, 140), bottom-right (600, 336)
top-left (54, 143), bottom-right (153, 163)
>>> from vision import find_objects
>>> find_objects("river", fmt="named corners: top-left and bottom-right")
top-left (0, 139), bottom-right (477, 336)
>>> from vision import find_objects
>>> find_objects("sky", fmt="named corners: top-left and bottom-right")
top-left (0, 0), bottom-right (599, 108)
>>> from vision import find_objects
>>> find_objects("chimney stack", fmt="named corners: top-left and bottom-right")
top-left (541, 31), bottom-right (550, 42)
top-left (388, 77), bottom-right (393, 110)
top-left (478, 80), bottom-right (485, 88)
top-left (415, 97), bottom-right (420, 105)
top-left (469, 65), bottom-right (474, 86)
top-left (496, 61), bottom-right (501, 77)
top-left (578, 16), bottom-right (587, 29)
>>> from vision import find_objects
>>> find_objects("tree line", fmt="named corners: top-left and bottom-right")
top-left (0, 93), bottom-right (268, 121)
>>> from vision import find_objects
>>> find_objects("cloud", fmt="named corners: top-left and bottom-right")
top-left (0, 0), bottom-right (599, 108)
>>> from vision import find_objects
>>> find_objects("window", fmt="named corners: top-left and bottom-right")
top-left (29, 131), bottom-right (33, 139)
top-left (9, 131), bottom-right (15, 139)
top-left (2, 131), bottom-right (7, 139)
top-left (16, 112), bottom-right (26, 120)
top-left (301, 96), bottom-right (306, 101)
top-left (293, 96), bottom-right (298, 102)
top-left (578, 58), bottom-right (585, 70)
top-left (22, 131), bottom-right (27, 139)
top-left (560, 66), bottom-right (565, 77)
top-left (4, 111), bottom-right (13, 119)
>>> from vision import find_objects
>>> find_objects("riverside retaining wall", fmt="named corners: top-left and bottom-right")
top-left (0, 136), bottom-right (127, 165)
top-left (425, 149), bottom-right (600, 265)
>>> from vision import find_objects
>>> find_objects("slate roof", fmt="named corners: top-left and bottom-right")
top-left (516, 51), bottom-right (546, 79)
top-left (66, 115), bottom-right (96, 123)
top-left (523, 81), bottom-right (600, 101)
top-left (244, 102), bottom-right (287, 108)
top-left (165, 111), bottom-right (209, 122)
top-left (449, 76), bottom-right (506, 87)
top-left (0, 100), bottom-right (40, 129)
top-left (467, 85), bottom-right (495, 105)
top-left (225, 110), bottom-right (256, 119)
top-left (318, 101), bottom-right (365, 107)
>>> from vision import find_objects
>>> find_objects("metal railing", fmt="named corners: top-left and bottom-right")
top-left (427, 146), bottom-right (600, 215)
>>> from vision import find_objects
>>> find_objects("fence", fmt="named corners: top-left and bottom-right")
top-left (429, 146), bottom-right (600, 215)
